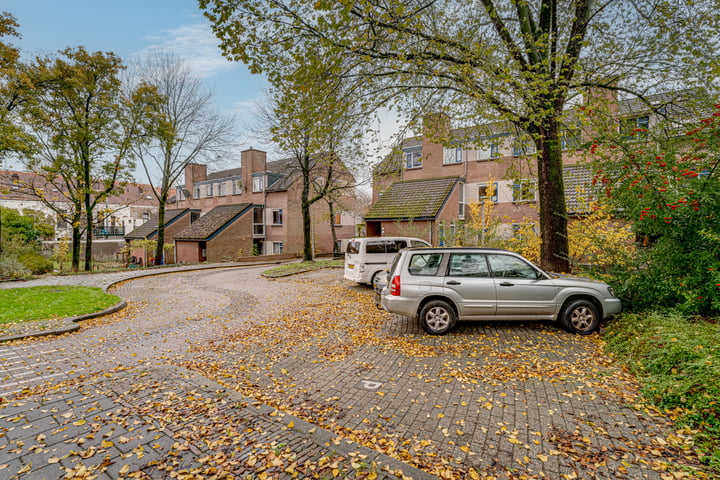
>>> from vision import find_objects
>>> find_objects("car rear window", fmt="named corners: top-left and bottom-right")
top-left (408, 253), bottom-right (443, 276)
top-left (346, 241), bottom-right (360, 255)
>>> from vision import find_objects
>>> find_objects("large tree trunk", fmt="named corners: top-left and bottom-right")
top-left (84, 205), bottom-right (93, 272)
top-left (535, 118), bottom-right (570, 273)
top-left (71, 225), bottom-right (82, 272)
top-left (154, 197), bottom-right (167, 265)
top-left (302, 197), bottom-right (313, 261)
top-left (328, 200), bottom-right (338, 256)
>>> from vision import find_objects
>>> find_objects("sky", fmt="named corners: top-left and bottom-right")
top-left (2, 0), bottom-right (277, 176)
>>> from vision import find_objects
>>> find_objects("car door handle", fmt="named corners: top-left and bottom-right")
top-left (446, 280), bottom-right (461, 285)
top-left (499, 282), bottom-right (514, 287)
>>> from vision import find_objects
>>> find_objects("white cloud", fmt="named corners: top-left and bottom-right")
top-left (141, 23), bottom-right (235, 79)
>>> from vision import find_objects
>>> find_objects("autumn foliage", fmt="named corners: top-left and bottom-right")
top-left (593, 104), bottom-right (720, 316)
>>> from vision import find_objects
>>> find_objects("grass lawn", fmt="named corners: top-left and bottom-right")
top-left (0, 286), bottom-right (120, 324)
top-left (262, 259), bottom-right (343, 278)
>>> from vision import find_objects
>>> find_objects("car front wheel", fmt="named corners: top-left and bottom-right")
top-left (561, 299), bottom-right (600, 334)
top-left (419, 300), bottom-right (456, 335)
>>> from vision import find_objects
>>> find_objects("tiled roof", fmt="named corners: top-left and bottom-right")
top-left (365, 177), bottom-right (459, 221)
top-left (563, 164), bottom-right (594, 215)
top-left (618, 89), bottom-right (697, 117)
top-left (125, 208), bottom-right (195, 240)
top-left (174, 203), bottom-right (252, 241)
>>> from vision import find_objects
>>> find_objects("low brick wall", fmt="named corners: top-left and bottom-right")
top-left (236, 253), bottom-right (300, 263)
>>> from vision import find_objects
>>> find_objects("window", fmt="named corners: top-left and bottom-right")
top-left (193, 186), bottom-right (201, 199)
top-left (206, 183), bottom-right (213, 197)
top-left (477, 142), bottom-right (500, 161)
top-left (271, 208), bottom-right (283, 225)
top-left (334, 213), bottom-right (343, 226)
top-left (487, 254), bottom-right (538, 279)
top-left (449, 253), bottom-right (490, 277)
top-left (253, 175), bottom-right (265, 193)
top-left (512, 180), bottom-right (536, 203)
top-left (620, 115), bottom-right (649, 139)
top-left (271, 242), bottom-right (284, 255)
top-left (404, 148), bottom-right (422, 169)
top-left (561, 126), bottom-right (582, 149)
top-left (177, 188), bottom-right (185, 201)
top-left (444, 146), bottom-right (463, 164)
top-left (190, 211), bottom-right (200, 223)
top-left (217, 182), bottom-right (225, 196)
top-left (366, 240), bottom-right (405, 254)
top-left (142, 212), bottom-right (150, 221)
top-left (512, 139), bottom-right (536, 156)
top-left (478, 183), bottom-right (499, 203)
top-left (233, 179), bottom-right (242, 194)
top-left (458, 182), bottom-right (465, 219)
top-left (408, 253), bottom-right (443, 276)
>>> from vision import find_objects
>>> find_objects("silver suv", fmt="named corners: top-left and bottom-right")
top-left (379, 247), bottom-right (621, 335)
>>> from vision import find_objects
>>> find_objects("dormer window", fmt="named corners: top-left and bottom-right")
top-left (404, 148), bottom-right (422, 169)
top-left (253, 175), bottom-right (265, 193)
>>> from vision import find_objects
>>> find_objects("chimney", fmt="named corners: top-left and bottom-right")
top-left (422, 112), bottom-right (451, 144)
top-left (184, 163), bottom-right (207, 197)
top-left (241, 148), bottom-right (267, 193)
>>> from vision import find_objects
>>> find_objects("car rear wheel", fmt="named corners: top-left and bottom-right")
top-left (419, 300), bottom-right (456, 335)
top-left (560, 299), bottom-right (600, 335)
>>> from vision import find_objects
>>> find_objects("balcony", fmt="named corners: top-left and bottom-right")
top-left (93, 226), bottom-right (125, 238)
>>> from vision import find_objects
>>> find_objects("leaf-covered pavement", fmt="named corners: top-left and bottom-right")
top-left (0, 267), bottom-right (713, 479)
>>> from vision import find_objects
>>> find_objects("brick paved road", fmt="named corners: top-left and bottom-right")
top-left (0, 267), bottom-right (710, 479)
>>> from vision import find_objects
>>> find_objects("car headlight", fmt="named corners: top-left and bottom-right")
top-left (607, 286), bottom-right (616, 297)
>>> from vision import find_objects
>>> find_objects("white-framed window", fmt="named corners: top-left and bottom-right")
top-left (233, 179), bottom-right (242, 194)
top-left (477, 142), bottom-right (500, 161)
top-left (271, 241), bottom-right (284, 255)
top-left (458, 182), bottom-right (465, 219)
top-left (217, 182), bottom-right (225, 196)
top-left (193, 186), bottom-right (201, 199)
top-left (142, 212), bottom-right (150, 221)
top-left (620, 115), bottom-right (649, 139)
top-left (561, 126), bottom-right (582, 149)
top-left (444, 147), bottom-right (463, 164)
top-left (404, 148), bottom-right (422, 169)
top-left (271, 208), bottom-right (283, 225)
top-left (177, 188), bottom-right (185, 201)
top-left (478, 182), bottom-right (499, 203)
top-left (253, 175), bottom-right (265, 193)
top-left (206, 183), bottom-right (213, 197)
top-left (512, 180), bottom-right (536, 203)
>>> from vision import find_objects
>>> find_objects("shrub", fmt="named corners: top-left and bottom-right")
top-left (18, 252), bottom-right (54, 275)
top-left (0, 256), bottom-right (30, 279)
top-left (604, 312), bottom-right (720, 470)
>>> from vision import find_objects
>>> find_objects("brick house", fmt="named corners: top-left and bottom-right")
top-left (173, 148), bottom-right (358, 258)
top-left (368, 90), bottom-right (695, 245)
top-left (174, 203), bottom-right (256, 263)
top-left (0, 169), bottom-right (164, 239)
top-left (124, 208), bottom-right (200, 266)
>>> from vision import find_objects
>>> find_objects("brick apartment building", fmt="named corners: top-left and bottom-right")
top-left (367, 90), bottom-right (694, 245)
top-left (172, 148), bottom-right (358, 261)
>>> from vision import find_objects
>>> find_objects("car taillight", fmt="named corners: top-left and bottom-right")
top-left (390, 275), bottom-right (400, 296)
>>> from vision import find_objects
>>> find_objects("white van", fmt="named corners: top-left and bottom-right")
top-left (343, 237), bottom-right (430, 286)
